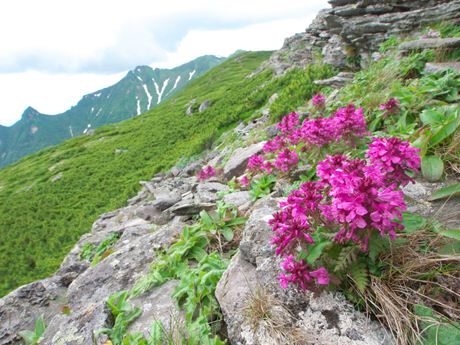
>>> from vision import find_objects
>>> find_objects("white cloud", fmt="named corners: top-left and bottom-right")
top-left (0, 0), bottom-right (329, 125)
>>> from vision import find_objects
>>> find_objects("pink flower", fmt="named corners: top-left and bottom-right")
top-left (310, 267), bottom-right (330, 285)
top-left (301, 117), bottom-right (336, 147)
top-left (312, 93), bottom-right (326, 108)
top-left (379, 98), bottom-right (400, 117)
top-left (263, 136), bottom-right (287, 153)
top-left (239, 175), bottom-right (250, 188)
top-left (277, 112), bottom-right (299, 135)
top-left (333, 104), bottom-right (368, 144)
top-left (247, 154), bottom-right (265, 173)
top-left (278, 256), bottom-right (330, 290)
top-left (274, 148), bottom-right (299, 172)
top-left (367, 137), bottom-right (420, 186)
top-left (198, 165), bottom-right (216, 180)
top-left (270, 207), bottom-right (314, 256)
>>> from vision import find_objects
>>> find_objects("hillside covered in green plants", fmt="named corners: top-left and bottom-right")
top-left (0, 51), bottom-right (333, 296)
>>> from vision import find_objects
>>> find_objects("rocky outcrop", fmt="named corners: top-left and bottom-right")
top-left (269, 0), bottom-right (460, 73)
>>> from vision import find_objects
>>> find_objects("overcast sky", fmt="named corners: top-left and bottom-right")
top-left (0, 0), bottom-right (328, 126)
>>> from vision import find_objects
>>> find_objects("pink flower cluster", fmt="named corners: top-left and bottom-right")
top-left (379, 98), bottom-right (400, 117)
top-left (367, 137), bottom-right (420, 186)
top-left (279, 256), bottom-right (329, 290)
top-left (277, 112), bottom-right (299, 134)
top-left (273, 104), bottom-right (367, 150)
top-left (270, 138), bottom-right (420, 290)
top-left (197, 165), bottom-right (216, 181)
top-left (312, 93), bottom-right (326, 108)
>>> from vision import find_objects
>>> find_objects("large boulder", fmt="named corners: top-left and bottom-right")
top-left (223, 142), bottom-right (265, 179)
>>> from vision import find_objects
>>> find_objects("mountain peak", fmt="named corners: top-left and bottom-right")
top-left (21, 106), bottom-right (41, 120)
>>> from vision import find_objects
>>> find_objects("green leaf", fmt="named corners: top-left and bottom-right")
top-left (421, 155), bottom-right (444, 182)
top-left (188, 246), bottom-right (207, 261)
top-left (150, 321), bottom-right (165, 344)
top-left (200, 210), bottom-right (214, 227)
top-left (414, 304), bottom-right (460, 345)
top-left (402, 212), bottom-right (427, 233)
top-left (34, 315), bottom-right (46, 337)
top-left (18, 330), bottom-right (36, 344)
top-left (430, 117), bottom-right (460, 146)
top-left (437, 229), bottom-right (460, 241)
top-left (411, 128), bottom-right (431, 157)
top-left (439, 242), bottom-right (460, 255)
top-left (349, 261), bottom-right (369, 293)
top-left (420, 108), bottom-right (444, 126)
top-left (428, 183), bottom-right (460, 201)
top-left (306, 240), bottom-right (331, 265)
top-left (220, 227), bottom-right (234, 241)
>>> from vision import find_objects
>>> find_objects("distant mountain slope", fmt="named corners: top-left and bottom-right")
top-left (0, 55), bottom-right (224, 168)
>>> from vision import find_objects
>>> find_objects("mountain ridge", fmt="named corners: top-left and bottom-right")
top-left (0, 55), bottom-right (225, 168)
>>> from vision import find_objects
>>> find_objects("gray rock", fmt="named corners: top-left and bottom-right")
top-left (128, 280), bottom-right (183, 338)
top-left (294, 292), bottom-right (394, 345)
top-left (239, 197), bottom-right (279, 264)
top-left (40, 220), bottom-right (184, 345)
top-left (223, 142), bottom-right (265, 179)
top-left (196, 182), bottom-right (229, 203)
top-left (323, 35), bottom-right (348, 68)
top-left (215, 253), bottom-right (258, 345)
top-left (265, 124), bottom-right (279, 139)
top-left (0, 279), bottom-right (65, 345)
top-left (170, 200), bottom-right (215, 216)
top-left (183, 160), bottom-right (203, 176)
top-left (399, 37), bottom-right (460, 52)
top-left (268, 93), bottom-right (279, 104)
top-left (314, 72), bottom-right (355, 89)
top-left (198, 99), bottom-right (211, 112)
top-left (151, 188), bottom-right (182, 211)
top-left (136, 203), bottom-right (173, 225)
top-left (424, 62), bottom-right (460, 74)
top-left (50, 172), bottom-right (63, 182)
top-left (223, 191), bottom-right (252, 211)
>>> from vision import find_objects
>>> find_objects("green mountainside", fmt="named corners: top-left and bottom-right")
top-left (0, 55), bottom-right (224, 168)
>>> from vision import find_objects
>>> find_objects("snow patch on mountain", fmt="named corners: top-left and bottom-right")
top-left (172, 76), bottom-right (181, 90)
top-left (136, 97), bottom-right (141, 115)
top-left (142, 84), bottom-right (153, 110)
top-left (188, 70), bottom-right (196, 80)
top-left (153, 78), bottom-right (170, 104)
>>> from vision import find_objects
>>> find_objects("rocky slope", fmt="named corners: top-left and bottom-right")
top-left (0, 55), bottom-right (224, 168)
top-left (269, 0), bottom-right (460, 73)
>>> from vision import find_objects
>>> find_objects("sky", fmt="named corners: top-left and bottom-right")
top-left (0, 0), bottom-right (329, 126)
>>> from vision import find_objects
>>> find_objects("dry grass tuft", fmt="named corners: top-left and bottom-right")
top-left (354, 228), bottom-right (460, 345)
top-left (243, 287), bottom-right (300, 345)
